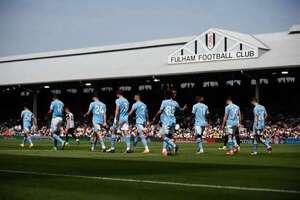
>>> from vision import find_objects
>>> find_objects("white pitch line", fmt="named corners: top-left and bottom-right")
top-left (0, 169), bottom-right (299, 195)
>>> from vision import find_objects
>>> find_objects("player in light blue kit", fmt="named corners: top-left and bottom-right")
top-left (20, 103), bottom-right (36, 148)
top-left (48, 95), bottom-right (66, 151)
top-left (221, 96), bottom-right (241, 156)
top-left (192, 96), bottom-right (209, 154)
top-left (128, 94), bottom-right (150, 153)
top-left (108, 90), bottom-right (131, 153)
top-left (153, 89), bottom-right (187, 156)
top-left (250, 97), bottom-right (272, 155)
top-left (84, 93), bottom-right (107, 152)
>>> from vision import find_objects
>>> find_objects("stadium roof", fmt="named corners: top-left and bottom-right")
top-left (0, 25), bottom-right (299, 85)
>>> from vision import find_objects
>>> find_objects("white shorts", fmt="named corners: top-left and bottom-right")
top-left (136, 124), bottom-right (145, 134)
top-left (160, 124), bottom-right (175, 136)
top-left (23, 125), bottom-right (32, 133)
top-left (93, 123), bottom-right (103, 132)
top-left (119, 121), bottom-right (129, 131)
top-left (225, 125), bottom-right (238, 136)
top-left (51, 117), bottom-right (63, 133)
top-left (195, 126), bottom-right (205, 136)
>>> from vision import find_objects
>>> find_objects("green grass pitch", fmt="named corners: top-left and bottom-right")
top-left (0, 139), bottom-right (299, 200)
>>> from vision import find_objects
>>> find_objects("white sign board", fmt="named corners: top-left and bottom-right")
top-left (168, 29), bottom-right (259, 64)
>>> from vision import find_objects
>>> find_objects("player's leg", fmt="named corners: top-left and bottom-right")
top-left (219, 134), bottom-right (228, 150)
top-left (121, 122), bottom-right (132, 153)
top-left (57, 119), bottom-right (66, 149)
top-left (225, 126), bottom-right (234, 155)
top-left (51, 118), bottom-right (66, 150)
top-left (27, 132), bottom-right (33, 148)
top-left (108, 134), bottom-right (116, 152)
top-left (226, 134), bottom-right (234, 155)
top-left (133, 132), bottom-right (139, 147)
top-left (259, 129), bottom-right (272, 153)
top-left (234, 126), bottom-right (240, 151)
top-left (164, 125), bottom-right (177, 155)
top-left (232, 126), bottom-right (239, 153)
top-left (163, 137), bottom-right (175, 156)
top-left (53, 137), bottom-right (58, 151)
top-left (106, 125), bottom-right (117, 153)
top-left (251, 132), bottom-right (259, 156)
top-left (20, 132), bottom-right (27, 147)
top-left (236, 132), bottom-right (241, 146)
top-left (53, 130), bottom-right (66, 149)
top-left (124, 131), bottom-right (132, 153)
top-left (195, 126), bottom-right (204, 154)
top-left (65, 129), bottom-right (69, 143)
top-left (97, 126), bottom-right (106, 151)
top-left (160, 124), bottom-right (169, 156)
top-left (137, 124), bottom-right (149, 153)
top-left (90, 123), bottom-right (99, 151)
top-left (50, 119), bottom-right (59, 151)
top-left (224, 135), bottom-right (228, 147)
top-left (90, 132), bottom-right (97, 151)
top-left (69, 128), bottom-right (80, 144)
top-left (50, 118), bottom-right (58, 150)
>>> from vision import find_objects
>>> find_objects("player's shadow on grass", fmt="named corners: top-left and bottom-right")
top-left (1, 154), bottom-right (298, 178)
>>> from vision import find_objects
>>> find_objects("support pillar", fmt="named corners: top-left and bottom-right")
top-left (33, 92), bottom-right (37, 117)
top-left (255, 78), bottom-right (260, 101)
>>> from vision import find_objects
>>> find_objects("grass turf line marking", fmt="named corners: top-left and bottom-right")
top-left (0, 169), bottom-right (299, 195)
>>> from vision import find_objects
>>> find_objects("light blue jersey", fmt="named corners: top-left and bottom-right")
top-left (116, 98), bottom-right (129, 122)
top-left (160, 99), bottom-right (180, 126)
top-left (132, 101), bottom-right (148, 124)
top-left (225, 103), bottom-right (240, 127)
top-left (254, 104), bottom-right (267, 130)
top-left (50, 100), bottom-right (64, 118)
top-left (88, 100), bottom-right (106, 124)
top-left (192, 103), bottom-right (209, 126)
top-left (21, 109), bottom-right (34, 129)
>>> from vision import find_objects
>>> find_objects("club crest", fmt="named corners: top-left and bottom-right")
top-left (206, 32), bottom-right (216, 50)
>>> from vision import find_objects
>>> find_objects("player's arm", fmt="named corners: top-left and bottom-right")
top-left (206, 109), bottom-right (210, 125)
top-left (179, 104), bottom-right (188, 111)
top-left (128, 106), bottom-right (135, 117)
top-left (221, 114), bottom-right (228, 130)
top-left (20, 112), bottom-right (24, 122)
top-left (253, 114), bottom-right (258, 129)
top-left (103, 111), bottom-right (107, 127)
top-left (47, 102), bottom-right (53, 115)
top-left (153, 101), bottom-right (165, 122)
top-left (84, 110), bottom-right (91, 117)
top-left (153, 108), bottom-right (162, 123)
top-left (32, 115), bottom-right (37, 126)
top-left (221, 106), bottom-right (230, 129)
top-left (238, 110), bottom-right (242, 126)
top-left (264, 108), bottom-right (268, 120)
top-left (145, 107), bottom-right (149, 124)
top-left (47, 109), bottom-right (52, 115)
top-left (114, 105), bottom-right (120, 124)
top-left (84, 103), bottom-right (92, 117)
top-left (191, 105), bottom-right (196, 122)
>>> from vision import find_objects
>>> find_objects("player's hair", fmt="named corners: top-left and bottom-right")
top-left (166, 89), bottom-right (176, 99)
top-left (23, 102), bottom-right (30, 109)
top-left (195, 96), bottom-right (204, 102)
top-left (116, 90), bottom-right (124, 96)
top-left (135, 93), bottom-right (141, 99)
top-left (93, 91), bottom-right (100, 98)
top-left (52, 94), bottom-right (59, 99)
top-left (226, 96), bottom-right (233, 101)
top-left (251, 97), bottom-right (258, 103)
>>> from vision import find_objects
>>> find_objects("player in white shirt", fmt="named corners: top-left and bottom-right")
top-left (65, 107), bottom-right (79, 145)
